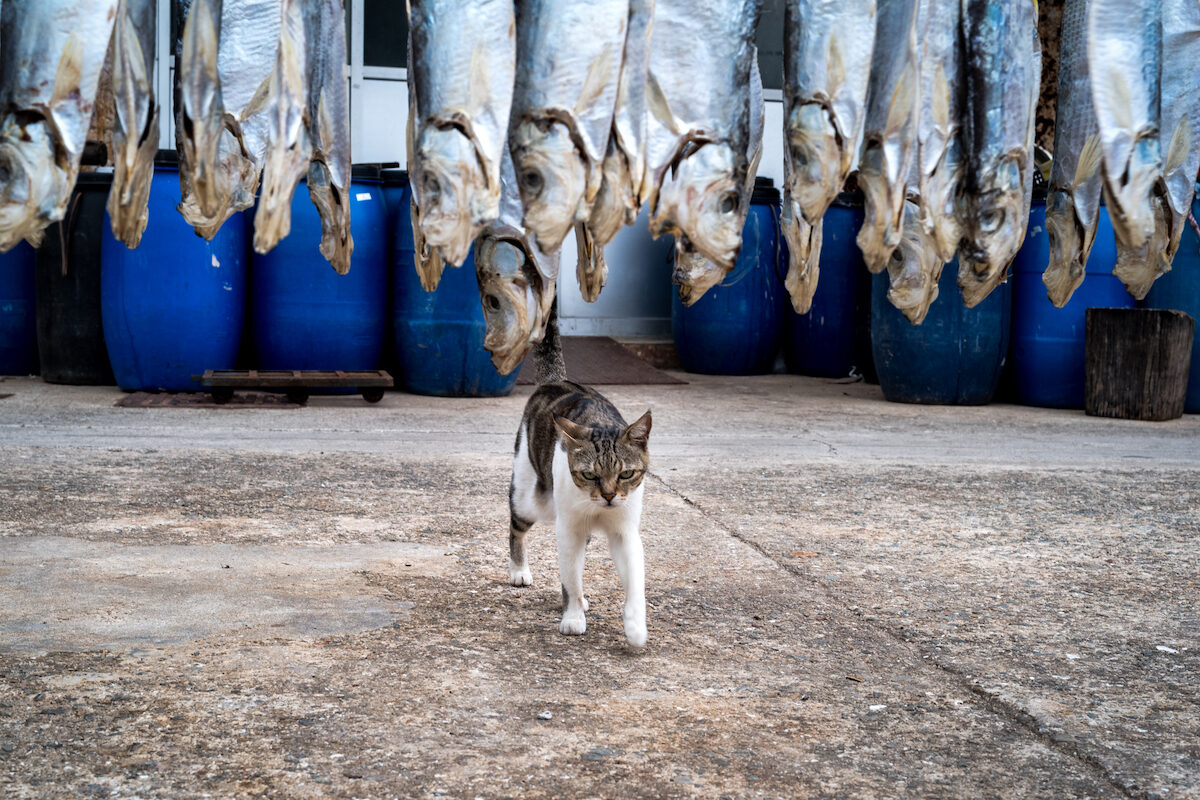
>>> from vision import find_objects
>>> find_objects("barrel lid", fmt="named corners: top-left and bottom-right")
top-left (75, 170), bottom-right (114, 185)
top-left (751, 175), bottom-right (780, 205)
top-left (351, 163), bottom-right (384, 182)
top-left (154, 149), bottom-right (179, 166)
top-left (381, 168), bottom-right (410, 186)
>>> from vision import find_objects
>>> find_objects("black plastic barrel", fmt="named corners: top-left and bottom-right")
top-left (671, 177), bottom-right (786, 375)
top-left (35, 172), bottom-right (116, 384)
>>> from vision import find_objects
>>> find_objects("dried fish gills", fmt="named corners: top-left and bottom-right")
top-left (780, 0), bottom-right (875, 314)
top-left (856, 0), bottom-right (919, 274)
top-left (475, 151), bottom-right (561, 376)
top-left (1044, 0), bottom-right (1104, 308)
top-left (957, 0), bottom-right (1040, 308)
top-left (1088, 0), bottom-right (1163, 253)
top-left (107, 0), bottom-right (159, 249)
top-left (407, 0), bottom-right (516, 289)
top-left (304, 0), bottom-right (352, 274)
top-left (0, 0), bottom-right (120, 250)
top-left (1110, 0), bottom-right (1200, 299)
top-left (645, 0), bottom-right (764, 293)
top-left (574, 0), bottom-right (655, 303)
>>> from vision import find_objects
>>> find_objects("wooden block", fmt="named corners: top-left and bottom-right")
top-left (1085, 308), bottom-right (1195, 421)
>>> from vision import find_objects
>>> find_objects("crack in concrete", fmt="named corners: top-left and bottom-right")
top-left (648, 471), bottom-right (1144, 800)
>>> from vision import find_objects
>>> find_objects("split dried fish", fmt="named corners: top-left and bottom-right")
top-left (175, 0), bottom-right (229, 226)
top-left (644, 0), bottom-right (764, 276)
top-left (107, 0), bottom-right (159, 248)
top-left (1044, 0), bottom-right (1103, 307)
top-left (1088, 0), bottom-right (1162, 253)
top-left (781, 0), bottom-right (875, 314)
top-left (254, 0), bottom-right (312, 255)
top-left (476, 150), bottom-right (561, 376)
top-left (915, 0), bottom-right (961, 267)
top-left (672, 59), bottom-right (764, 306)
top-left (510, 0), bottom-right (629, 255)
top-left (1111, 0), bottom-right (1200, 299)
top-left (957, 0), bottom-right (1040, 308)
top-left (407, 0), bottom-right (516, 288)
top-left (574, 0), bottom-right (655, 303)
top-left (304, 0), bottom-right (352, 274)
top-left (0, 0), bottom-right (120, 250)
top-left (856, 0), bottom-right (919, 274)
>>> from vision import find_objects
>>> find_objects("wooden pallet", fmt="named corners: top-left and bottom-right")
top-left (193, 369), bottom-right (394, 405)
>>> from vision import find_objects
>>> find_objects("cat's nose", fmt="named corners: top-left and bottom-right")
top-left (601, 491), bottom-right (615, 504)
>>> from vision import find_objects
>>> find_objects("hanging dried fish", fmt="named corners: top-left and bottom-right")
top-left (107, 0), bottom-right (160, 248)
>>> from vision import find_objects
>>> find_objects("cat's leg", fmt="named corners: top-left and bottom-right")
top-left (556, 522), bottom-right (588, 635)
top-left (607, 526), bottom-right (648, 647)
top-left (508, 511), bottom-right (534, 586)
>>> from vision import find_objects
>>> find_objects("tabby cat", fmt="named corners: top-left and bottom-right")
top-left (507, 308), bottom-right (652, 647)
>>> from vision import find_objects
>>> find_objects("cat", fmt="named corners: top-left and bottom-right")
top-left (507, 305), bottom-right (652, 647)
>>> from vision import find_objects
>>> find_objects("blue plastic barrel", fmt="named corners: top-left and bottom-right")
top-left (783, 197), bottom-right (871, 378)
top-left (390, 173), bottom-right (518, 397)
top-left (101, 162), bottom-right (246, 391)
top-left (871, 256), bottom-right (1011, 405)
top-left (1144, 194), bottom-right (1200, 413)
top-left (0, 241), bottom-right (38, 375)
top-left (1011, 200), bottom-right (1131, 408)
top-left (671, 178), bottom-right (786, 375)
top-left (251, 167), bottom-right (389, 376)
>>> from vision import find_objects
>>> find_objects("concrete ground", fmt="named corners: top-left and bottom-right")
top-left (0, 373), bottom-right (1197, 799)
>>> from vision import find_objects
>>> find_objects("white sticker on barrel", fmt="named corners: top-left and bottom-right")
top-left (356, 192), bottom-right (371, 201)
top-left (211, 254), bottom-right (220, 268)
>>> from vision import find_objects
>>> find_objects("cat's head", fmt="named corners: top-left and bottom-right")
top-left (553, 411), bottom-right (652, 507)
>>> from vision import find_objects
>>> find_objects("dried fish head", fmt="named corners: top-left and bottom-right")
top-left (653, 143), bottom-right (744, 269)
top-left (476, 236), bottom-right (545, 375)
top-left (958, 152), bottom-right (1026, 307)
top-left (0, 123), bottom-right (66, 250)
top-left (673, 247), bottom-right (727, 307)
top-left (1044, 190), bottom-right (1089, 306)
top-left (511, 120), bottom-right (589, 254)
top-left (414, 125), bottom-right (491, 267)
top-left (886, 199), bottom-right (943, 325)
top-left (786, 102), bottom-right (842, 221)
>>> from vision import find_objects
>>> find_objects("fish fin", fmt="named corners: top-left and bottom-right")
top-left (468, 41), bottom-right (489, 113)
top-left (886, 61), bottom-right (917, 137)
top-left (1103, 67), bottom-right (1135, 133)
top-left (1073, 133), bottom-right (1103, 188)
top-left (931, 63), bottom-right (950, 133)
top-left (50, 36), bottom-right (85, 110)
top-left (1164, 114), bottom-right (1192, 176)
top-left (826, 35), bottom-right (846, 97)
top-left (575, 47), bottom-right (614, 118)
top-left (645, 71), bottom-right (680, 136)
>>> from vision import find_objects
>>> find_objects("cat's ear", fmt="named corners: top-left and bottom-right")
top-left (622, 410), bottom-right (652, 448)
top-left (553, 415), bottom-right (591, 447)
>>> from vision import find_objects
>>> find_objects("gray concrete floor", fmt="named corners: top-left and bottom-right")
top-left (0, 374), bottom-right (1197, 799)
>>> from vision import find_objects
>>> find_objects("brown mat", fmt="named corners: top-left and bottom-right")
top-left (516, 337), bottom-right (686, 385)
top-left (116, 391), bottom-right (301, 409)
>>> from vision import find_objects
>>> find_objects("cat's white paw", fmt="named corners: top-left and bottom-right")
top-left (624, 621), bottom-right (648, 648)
top-left (559, 612), bottom-right (587, 636)
top-left (508, 565), bottom-right (532, 586)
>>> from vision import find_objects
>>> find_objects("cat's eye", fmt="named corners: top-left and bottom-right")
top-left (619, 469), bottom-right (635, 479)
top-left (581, 471), bottom-right (597, 480)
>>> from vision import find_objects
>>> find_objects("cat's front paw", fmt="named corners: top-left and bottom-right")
top-left (508, 564), bottom-right (532, 586)
top-left (558, 612), bottom-right (587, 636)
top-left (624, 620), bottom-right (648, 648)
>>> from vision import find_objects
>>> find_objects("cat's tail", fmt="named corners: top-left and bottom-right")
top-left (532, 295), bottom-right (567, 384)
